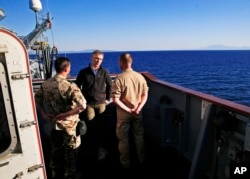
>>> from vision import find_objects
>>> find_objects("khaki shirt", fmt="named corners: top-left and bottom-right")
top-left (111, 69), bottom-right (148, 109)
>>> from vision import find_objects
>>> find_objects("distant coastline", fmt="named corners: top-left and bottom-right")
top-left (28, 45), bottom-right (250, 55)
top-left (59, 48), bottom-right (250, 54)
top-left (59, 45), bottom-right (250, 54)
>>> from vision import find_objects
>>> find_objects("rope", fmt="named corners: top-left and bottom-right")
top-left (40, 0), bottom-right (57, 79)
top-left (45, 0), bottom-right (50, 13)
top-left (43, 0), bottom-right (56, 47)
top-left (50, 26), bottom-right (55, 47)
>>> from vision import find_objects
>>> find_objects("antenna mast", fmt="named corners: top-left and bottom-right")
top-left (29, 0), bottom-right (42, 27)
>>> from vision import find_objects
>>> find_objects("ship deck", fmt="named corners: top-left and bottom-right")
top-left (79, 136), bottom-right (191, 179)
top-left (41, 102), bottom-right (191, 179)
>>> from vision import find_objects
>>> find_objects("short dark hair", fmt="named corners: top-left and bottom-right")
top-left (92, 49), bottom-right (103, 56)
top-left (54, 57), bottom-right (70, 73)
top-left (119, 53), bottom-right (132, 64)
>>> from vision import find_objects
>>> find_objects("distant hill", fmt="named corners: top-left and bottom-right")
top-left (58, 49), bottom-right (117, 54)
top-left (200, 45), bottom-right (250, 50)
top-left (66, 46), bottom-right (250, 52)
top-left (28, 46), bottom-right (250, 55)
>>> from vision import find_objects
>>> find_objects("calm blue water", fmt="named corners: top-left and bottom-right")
top-left (62, 50), bottom-right (250, 106)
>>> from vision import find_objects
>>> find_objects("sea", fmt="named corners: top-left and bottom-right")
top-left (61, 50), bottom-right (250, 107)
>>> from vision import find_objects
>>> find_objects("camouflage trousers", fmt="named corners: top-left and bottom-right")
top-left (49, 129), bottom-right (80, 179)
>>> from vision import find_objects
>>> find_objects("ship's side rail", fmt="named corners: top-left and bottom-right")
top-left (141, 72), bottom-right (250, 179)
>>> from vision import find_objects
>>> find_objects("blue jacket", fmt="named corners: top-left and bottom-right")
top-left (75, 65), bottom-right (112, 105)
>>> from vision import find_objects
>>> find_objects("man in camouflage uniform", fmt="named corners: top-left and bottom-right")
top-left (35, 57), bottom-right (87, 179)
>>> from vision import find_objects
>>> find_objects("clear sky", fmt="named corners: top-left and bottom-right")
top-left (1, 0), bottom-right (250, 51)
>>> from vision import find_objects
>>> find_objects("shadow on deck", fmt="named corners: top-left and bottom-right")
top-left (75, 102), bottom-right (191, 179)
top-left (41, 102), bottom-right (191, 179)
top-left (75, 134), bottom-right (190, 179)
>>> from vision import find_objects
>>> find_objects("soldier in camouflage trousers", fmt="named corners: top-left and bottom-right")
top-left (35, 57), bottom-right (87, 179)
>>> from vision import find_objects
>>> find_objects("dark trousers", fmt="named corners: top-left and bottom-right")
top-left (50, 129), bottom-right (78, 179)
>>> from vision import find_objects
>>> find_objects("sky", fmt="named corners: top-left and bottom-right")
top-left (1, 0), bottom-right (250, 51)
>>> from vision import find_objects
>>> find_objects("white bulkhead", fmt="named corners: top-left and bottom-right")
top-left (0, 28), bottom-right (46, 179)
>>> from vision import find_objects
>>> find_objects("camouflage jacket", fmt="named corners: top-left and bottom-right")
top-left (35, 74), bottom-right (86, 132)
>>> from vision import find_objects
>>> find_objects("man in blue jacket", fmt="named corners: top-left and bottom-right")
top-left (75, 50), bottom-right (112, 171)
